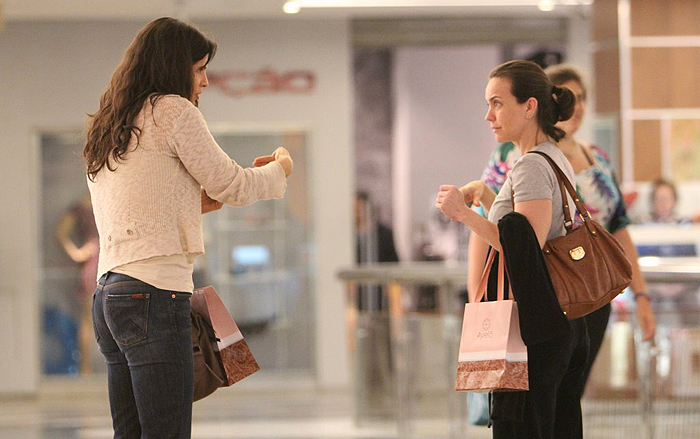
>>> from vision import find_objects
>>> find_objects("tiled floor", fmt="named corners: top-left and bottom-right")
top-left (0, 375), bottom-right (490, 439)
top-left (3, 375), bottom-right (700, 439)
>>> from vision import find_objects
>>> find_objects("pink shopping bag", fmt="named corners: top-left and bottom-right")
top-left (455, 250), bottom-right (528, 392)
top-left (191, 286), bottom-right (260, 386)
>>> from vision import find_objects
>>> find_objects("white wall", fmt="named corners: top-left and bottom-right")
top-left (0, 18), bottom-right (352, 394)
top-left (393, 45), bottom-right (501, 260)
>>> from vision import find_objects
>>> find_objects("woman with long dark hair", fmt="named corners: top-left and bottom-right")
top-left (437, 60), bottom-right (589, 438)
top-left (85, 17), bottom-right (291, 438)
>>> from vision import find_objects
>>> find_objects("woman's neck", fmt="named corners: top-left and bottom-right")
top-left (515, 127), bottom-right (551, 155)
top-left (557, 135), bottom-right (578, 156)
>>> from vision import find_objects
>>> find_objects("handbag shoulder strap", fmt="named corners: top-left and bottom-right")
top-left (509, 156), bottom-right (573, 232)
top-left (527, 150), bottom-right (594, 231)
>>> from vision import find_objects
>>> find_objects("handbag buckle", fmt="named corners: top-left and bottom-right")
top-left (569, 246), bottom-right (586, 261)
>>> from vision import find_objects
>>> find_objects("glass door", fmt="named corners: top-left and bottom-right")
top-left (202, 130), bottom-right (314, 372)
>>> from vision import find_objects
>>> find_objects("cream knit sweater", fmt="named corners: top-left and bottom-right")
top-left (87, 95), bottom-right (287, 279)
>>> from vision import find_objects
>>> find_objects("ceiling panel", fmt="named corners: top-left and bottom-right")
top-left (3, 0), bottom-right (590, 21)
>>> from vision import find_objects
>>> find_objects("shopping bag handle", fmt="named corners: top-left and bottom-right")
top-left (192, 286), bottom-right (241, 340)
top-left (472, 249), bottom-right (513, 303)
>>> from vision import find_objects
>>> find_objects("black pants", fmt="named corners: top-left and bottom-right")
top-left (491, 318), bottom-right (590, 439)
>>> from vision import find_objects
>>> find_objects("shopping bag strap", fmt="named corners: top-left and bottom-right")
top-left (473, 250), bottom-right (496, 303)
top-left (473, 249), bottom-right (513, 303)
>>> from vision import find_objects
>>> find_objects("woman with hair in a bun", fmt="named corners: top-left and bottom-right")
top-left (467, 64), bottom-right (656, 405)
top-left (436, 60), bottom-right (589, 438)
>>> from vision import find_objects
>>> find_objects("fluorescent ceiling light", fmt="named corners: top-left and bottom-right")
top-left (284, 1), bottom-right (302, 13)
top-left (282, 0), bottom-right (593, 12)
top-left (538, 0), bottom-right (556, 11)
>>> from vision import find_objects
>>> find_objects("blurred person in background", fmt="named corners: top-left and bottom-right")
top-left (647, 178), bottom-right (684, 223)
top-left (84, 17), bottom-right (291, 439)
top-left (353, 192), bottom-right (398, 404)
top-left (465, 65), bottom-right (655, 404)
top-left (639, 178), bottom-right (700, 325)
top-left (355, 191), bottom-right (398, 269)
top-left (56, 192), bottom-right (99, 374)
top-left (355, 191), bottom-right (398, 311)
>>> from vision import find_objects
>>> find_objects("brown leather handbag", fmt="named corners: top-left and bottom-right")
top-left (190, 286), bottom-right (260, 401)
top-left (520, 151), bottom-right (632, 320)
top-left (191, 307), bottom-right (227, 401)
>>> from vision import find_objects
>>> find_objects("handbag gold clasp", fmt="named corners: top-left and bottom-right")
top-left (569, 246), bottom-right (585, 261)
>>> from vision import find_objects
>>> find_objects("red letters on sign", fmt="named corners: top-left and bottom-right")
top-left (208, 68), bottom-right (316, 98)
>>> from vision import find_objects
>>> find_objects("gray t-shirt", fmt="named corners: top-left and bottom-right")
top-left (488, 141), bottom-right (576, 241)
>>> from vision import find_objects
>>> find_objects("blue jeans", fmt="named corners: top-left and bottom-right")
top-left (92, 272), bottom-right (194, 439)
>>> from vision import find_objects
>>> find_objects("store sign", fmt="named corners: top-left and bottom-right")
top-left (209, 68), bottom-right (316, 98)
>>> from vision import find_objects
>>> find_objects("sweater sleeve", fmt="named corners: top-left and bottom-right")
top-left (168, 104), bottom-right (286, 206)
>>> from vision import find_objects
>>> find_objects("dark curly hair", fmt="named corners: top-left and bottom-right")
top-left (84, 17), bottom-right (216, 181)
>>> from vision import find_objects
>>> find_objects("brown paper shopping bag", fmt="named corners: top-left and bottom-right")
top-left (191, 286), bottom-right (260, 401)
top-left (455, 250), bottom-right (528, 392)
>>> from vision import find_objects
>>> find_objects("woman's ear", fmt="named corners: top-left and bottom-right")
top-left (525, 97), bottom-right (538, 120)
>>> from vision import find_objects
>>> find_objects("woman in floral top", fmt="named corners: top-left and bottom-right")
top-left (466, 65), bottom-right (656, 397)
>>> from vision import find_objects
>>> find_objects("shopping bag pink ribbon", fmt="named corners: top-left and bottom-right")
top-left (455, 250), bottom-right (528, 392)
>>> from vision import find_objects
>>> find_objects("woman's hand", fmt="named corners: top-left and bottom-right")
top-left (460, 180), bottom-right (498, 212)
top-left (636, 295), bottom-right (656, 342)
top-left (436, 185), bottom-right (469, 222)
top-left (459, 181), bottom-right (486, 207)
top-left (201, 188), bottom-right (223, 214)
top-left (254, 147), bottom-right (293, 177)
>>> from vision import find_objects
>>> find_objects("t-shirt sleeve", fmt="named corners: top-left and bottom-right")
top-left (510, 155), bottom-right (556, 204)
top-left (168, 103), bottom-right (286, 206)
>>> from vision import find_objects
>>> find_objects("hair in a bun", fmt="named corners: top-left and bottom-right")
top-left (490, 60), bottom-right (574, 142)
top-left (551, 85), bottom-right (575, 122)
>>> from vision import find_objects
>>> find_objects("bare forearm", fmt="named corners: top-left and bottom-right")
top-left (459, 208), bottom-right (501, 251)
top-left (614, 228), bottom-right (648, 293)
top-left (467, 234), bottom-right (491, 300)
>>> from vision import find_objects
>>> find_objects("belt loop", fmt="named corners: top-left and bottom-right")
top-left (97, 272), bottom-right (110, 289)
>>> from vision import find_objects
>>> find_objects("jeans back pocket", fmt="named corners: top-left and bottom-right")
top-left (105, 293), bottom-right (150, 345)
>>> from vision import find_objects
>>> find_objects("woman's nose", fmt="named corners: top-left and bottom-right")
top-left (202, 72), bottom-right (209, 88)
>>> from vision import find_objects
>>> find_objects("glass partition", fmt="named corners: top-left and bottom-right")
top-left (203, 130), bottom-right (314, 372)
top-left (38, 128), bottom-right (314, 376)
top-left (39, 131), bottom-right (103, 375)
